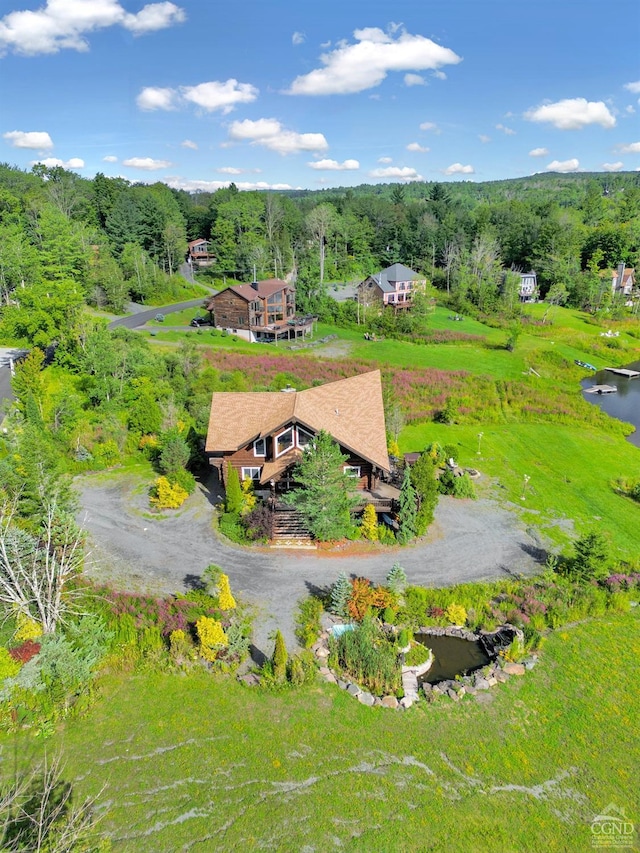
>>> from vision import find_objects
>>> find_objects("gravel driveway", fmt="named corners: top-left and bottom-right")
top-left (77, 474), bottom-right (544, 656)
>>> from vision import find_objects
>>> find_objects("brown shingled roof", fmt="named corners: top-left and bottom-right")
top-left (205, 370), bottom-right (390, 472)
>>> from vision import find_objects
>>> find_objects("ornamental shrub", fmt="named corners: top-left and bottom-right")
top-left (218, 574), bottom-right (236, 610)
top-left (329, 572), bottom-right (352, 618)
top-left (294, 596), bottom-right (323, 648)
top-left (386, 563), bottom-right (408, 597)
top-left (360, 504), bottom-right (379, 541)
top-left (170, 467), bottom-right (196, 496)
top-left (445, 603), bottom-right (467, 626)
top-left (0, 647), bottom-right (22, 680)
top-left (15, 612), bottom-right (43, 643)
top-left (225, 463), bottom-right (243, 514)
top-left (8, 640), bottom-right (41, 665)
top-left (453, 473), bottom-right (476, 499)
top-left (196, 616), bottom-right (228, 662)
top-left (271, 630), bottom-right (288, 682)
top-left (240, 478), bottom-right (256, 515)
top-left (150, 476), bottom-right (189, 509)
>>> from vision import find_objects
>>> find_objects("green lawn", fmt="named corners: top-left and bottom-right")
top-left (15, 613), bottom-right (638, 852)
top-left (399, 422), bottom-right (640, 556)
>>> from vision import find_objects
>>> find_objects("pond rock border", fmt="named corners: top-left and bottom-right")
top-left (312, 619), bottom-right (535, 710)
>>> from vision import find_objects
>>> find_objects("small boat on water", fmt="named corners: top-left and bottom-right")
top-left (575, 359), bottom-right (598, 371)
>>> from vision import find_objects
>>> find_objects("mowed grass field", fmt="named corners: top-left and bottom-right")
top-left (399, 422), bottom-right (640, 556)
top-left (10, 612), bottom-right (637, 853)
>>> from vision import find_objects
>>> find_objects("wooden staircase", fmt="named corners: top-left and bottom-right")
top-left (271, 504), bottom-right (313, 545)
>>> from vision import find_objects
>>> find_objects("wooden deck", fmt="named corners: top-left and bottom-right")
top-left (584, 385), bottom-right (617, 394)
top-left (605, 368), bottom-right (640, 379)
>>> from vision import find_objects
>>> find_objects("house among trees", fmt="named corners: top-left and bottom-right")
top-left (611, 263), bottom-right (635, 297)
top-left (516, 271), bottom-right (538, 302)
top-left (357, 263), bottom-right (427, 310)
top-left (205, 370), bottom-right (390, 494)
top-left (187, 238), bottom-right (215, 267)
top-left (204, 278), bottom-right (315, 343)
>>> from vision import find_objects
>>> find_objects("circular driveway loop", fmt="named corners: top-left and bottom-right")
top-left (77, 475), bottom-right (543, 656)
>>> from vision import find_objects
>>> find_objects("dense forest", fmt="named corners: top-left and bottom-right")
top-left (0, 163), bottom-right (639, 351)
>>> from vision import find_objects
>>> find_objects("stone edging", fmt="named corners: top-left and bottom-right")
top-left (312, 620), bottom-right (536, 709)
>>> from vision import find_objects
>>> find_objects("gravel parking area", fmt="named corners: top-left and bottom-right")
top-left (77, 473), bottom-right (544, 657)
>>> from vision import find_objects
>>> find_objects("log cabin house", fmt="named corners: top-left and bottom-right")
top-left (205, 371), bottom-right (390, 498)
top-left (204, 278), bottom-right (315, 343)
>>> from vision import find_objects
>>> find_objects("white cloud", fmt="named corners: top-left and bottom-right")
top-left (165, 176), bottom-right (296, 192)
top-left (122, 156), bottom-right (172, 170)
top-left (103, 155), bottom-right (118, 162)
top-left (419, 121), bottom-right (440, 133)
top-left (524, 98), bottom-right (616, 130)
top-left (618, 141), bottom-right (640, 153)
top-left (136, 86), bottom-right (179, 111)
top-left (602, 161), bottom-right (624, 171)
top-left (181, 139), bottom-right (198, 150)
top-left (443, 162), bottom-right (474, 175)
top-left (378, 156), bottom-right (393, 164)
top-left (227, 118), bottom-right (328, 155)
top-left (180, 80), bottom-right (258, 113)
top-left (217, 166), bottom-right (243, 174)
top-left (123, 2), bottom-right (185, 35)
top-left (626, 105), bottom-right (636, 114)
top-left (3, 130), bottom-right (53, 149)
top-left (308, 158), bottom-right (359, 170)
top-left (137, 79), bottom-right (257, 114)
top-left (624, 81), bottom-right (640, 94)
top-left (0, 0), bottom-right (185, 56)
top-left (404, 73), bottom-right (425, 87)
top-left (368, 166), bottom-right (423, 181)
top-left (545, 158), bottom-right (580, 172)
top-left (529, 147), bottom-right (549, 157)
top-left (292, 31), bottom-right (305, 45)
top-left (496, 123), bottom-right (516, 135)
top-left (432, 69), bottom-right (446, 80)
top-left (30, 156), bottom-right (84, 169)
top-left (406, 142), bottom-right (429, 152)
top-left (478, 134), bottom-right (491, 143)
top-left (286, 27), bottom-right (461, 95)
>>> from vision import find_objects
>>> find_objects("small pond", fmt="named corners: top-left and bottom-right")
top-left (415, 633), bottom-right (491, 684)
top-left (580, 360), bottom-right (640, 447)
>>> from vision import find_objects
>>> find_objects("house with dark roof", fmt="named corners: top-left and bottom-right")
top-left (205, 371), bottom-right (390, 494)
top-left (204, 279), bottom-right (315, 343)
top-left (357, 263), bottom-right (427, 310)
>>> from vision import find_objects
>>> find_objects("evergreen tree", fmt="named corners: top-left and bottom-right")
top-left (566, 531), bottom-right (610, 582)
top-left (410, 452), bottom-right (439, 534)
top-left (330, 572), bottom-right (352, 617)
top-left (271, 630), bottom-right (288, 682)
top-left (225, 463), bottom-right (243, 515)
top-left (284, 430), bottom-right (358, 541)
top-left (360, 504), bottom-right (379, 541)
top-left (386, 563), bottom-right (407, 596)
top-left (397, 467), bottom-right (418, 544)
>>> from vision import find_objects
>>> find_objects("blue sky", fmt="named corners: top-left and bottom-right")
top-left (1, 0), bottom-right (639, 190)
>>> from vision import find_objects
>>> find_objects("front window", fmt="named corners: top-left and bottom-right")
top-left (276, 427), bottom-right (294, 457)
top-left (241, 466), bottom-right (261, 482)
top-left (253, 438), bottom-right (266, 457)
top-left (297, 426), bottom-right (314, 448)
top-left (344, 465), bottom-right (361, 478)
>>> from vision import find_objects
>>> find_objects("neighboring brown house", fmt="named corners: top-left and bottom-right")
top-left (357, 263), bottom-right (427, 310)
top-left (205, 370), bottom-right (390, 492)
top-left (187, 238), bottom-right (215, 267)
top-left (204, 278), bottom-right (314, 343)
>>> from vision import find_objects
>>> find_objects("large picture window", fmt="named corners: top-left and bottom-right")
top-left (296, 426), bottom-right (314, 448)
top-left (276, 427), bottom-right (294, 457)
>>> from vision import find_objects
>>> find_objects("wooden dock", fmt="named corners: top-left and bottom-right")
top-left (605, 368), bottom-right (640, 378)
top-left (584, 385), bottom-right (617, 395)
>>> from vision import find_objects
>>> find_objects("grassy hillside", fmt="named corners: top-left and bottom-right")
top-left (14, 612), bottom-right (638, 852)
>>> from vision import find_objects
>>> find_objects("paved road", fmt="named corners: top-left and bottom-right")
top-left (108, 297), bottom-right (211, 330)
top-left (77, 473), bottom-right (545, 658)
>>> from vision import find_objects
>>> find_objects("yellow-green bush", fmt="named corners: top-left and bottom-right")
top-left (150, 476), bottom-right (189, 509)
top-left (360, 504), bottom-right (379, 541)
top-left (0, 647), bottom-right (21, 681)
top-left (445, 603), bottom-right (467, 626)
top-left (15, 611), bottom-right (43, 642)
top-left (218, 574), bottom-right (236, 610)
top-left (196, 616), bottom-right (228, 661)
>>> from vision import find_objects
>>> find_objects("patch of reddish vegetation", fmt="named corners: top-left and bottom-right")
top-left (9, 640), bottom-right (41, 664)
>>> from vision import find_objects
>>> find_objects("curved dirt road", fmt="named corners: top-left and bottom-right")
top-left (77, 474), bottom-right (544, 656)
